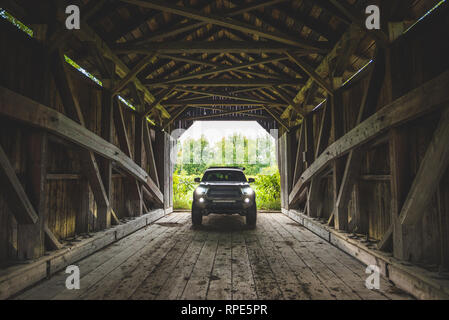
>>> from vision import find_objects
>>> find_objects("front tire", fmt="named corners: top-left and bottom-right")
top-left (246, 204), bottom-right (257, 227)
top-left (192, 204), bottom-right (202, 226)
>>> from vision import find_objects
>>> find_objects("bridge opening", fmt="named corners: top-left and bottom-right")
top-left (173, 121), bottom-right (280, 211)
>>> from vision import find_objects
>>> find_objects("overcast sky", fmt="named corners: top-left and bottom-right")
top-left (178, 121), bottom-right (276, 144)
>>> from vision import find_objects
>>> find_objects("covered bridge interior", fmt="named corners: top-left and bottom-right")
top-left (0, 0), bottom-right (448, 300)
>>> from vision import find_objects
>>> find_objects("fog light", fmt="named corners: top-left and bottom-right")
top-left (199, 197), bottom-right (205, 203)
top-left (244, 198), bottom-right (250, 203)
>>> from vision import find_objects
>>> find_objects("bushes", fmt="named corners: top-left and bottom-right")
top-left (173, 173), bottom-right (195, 209)
top-left (173, 171), bottom-right (281, 211)
top-left (251, 172), bottom-right (281, 210)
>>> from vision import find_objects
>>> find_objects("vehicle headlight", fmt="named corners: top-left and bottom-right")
top-left (241, 187), bottom-right (254, 195)
top-left (195, 186), bottom-right (208, 195)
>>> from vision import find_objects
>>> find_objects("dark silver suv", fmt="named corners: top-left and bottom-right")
top-left (192, 167), bottom-right (257, 227)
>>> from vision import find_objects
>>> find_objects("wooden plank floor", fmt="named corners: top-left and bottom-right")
top-left (15, 212), bottom-right (413, 300)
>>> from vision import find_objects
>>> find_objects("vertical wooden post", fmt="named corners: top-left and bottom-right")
top-left (18, 131), bottom-right (47, 260)
top-left (77, 178), bottom-right (92, 234)
top-left (389, 127), bottom-right (413, 260)
top-left (278, 129), bottom-right (290, 212)
top-left (134, 115), bottom-right (144, 167)
top-left (154, 129), bottom-right (166, 209)
top-left (292, 124), bottom-right (305, 186)
top-left (304, 115), bottom-right (314, 169)
top-left (331, 91), bottom-right (345, 228)
top-left (97, 91), bottom-right (113, 229)
top-left (129, 114), bottom-right (144, 216)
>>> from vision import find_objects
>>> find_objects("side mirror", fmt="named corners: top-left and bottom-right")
top-left (248, 178), bottom-right (255, 183)
top-left (194, 177), bottom-right (201, 183)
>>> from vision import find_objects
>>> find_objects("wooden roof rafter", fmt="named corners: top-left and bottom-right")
top-left (119, 0), bottom-right (328, 52)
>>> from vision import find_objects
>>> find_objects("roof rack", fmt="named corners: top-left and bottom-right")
top-left (207, 166), bottom-right (245, 171)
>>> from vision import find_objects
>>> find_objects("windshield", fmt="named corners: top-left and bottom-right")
top-left (202, 170), bottom-right (247, 182)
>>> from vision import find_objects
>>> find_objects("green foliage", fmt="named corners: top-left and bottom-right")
top-left (173, 172), bottom-right (196, 209)
top-left (173, 171), bottom-right (281, 211)
top-left (0, 9), bottom-right (33, 37)
top-left (64, 55), bottom-right (103, 86)
top-left (175, 133), bottom-right (277, 176)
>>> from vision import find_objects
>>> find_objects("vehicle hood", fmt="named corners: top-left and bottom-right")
top-left (199, 181), bottom-right (250, 187)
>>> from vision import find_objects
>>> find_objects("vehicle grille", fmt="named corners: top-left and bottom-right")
top-left (207, 187), bottom-right (241, 199)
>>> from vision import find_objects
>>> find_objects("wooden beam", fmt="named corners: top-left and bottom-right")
top-left (0, 86), bottom-right (164, 205)
top-left (52, 50), bottom-right (110, 224)
top-left (399, 106), bottom-right (449, 226)
top-left (163, 99), bottom-right (285, 107)
top-left (55, 3), bottom-right (170, 119)
top-left (113, 101), bottom-right (133, 157)
top-left (0, 144), bottom-right (38, 225)
top-left (307, 178), bottom-right (322, 218)
top-left (328, 0), bottom-right (389, 46)
top-left (114, 41), bottom-right (317, 55)
top-left (158, 54), bottom-right (220, 68)
top-left (17, 132), bottom-right (49, 259)
top-left (146, 79), bottom-right (300, 87)
top-left (261, 105), bottom-right (290, 132)
top-left (163, 105), bottom-right (190, 129)
top-left (304, 115), bottom-right (314, 168)
top-left (119, 0), bottom-right (327, 51)
top-left (173, 88), bottom-right (288, 105)
top-left (98, 91), bottom-right (114, 229)
top-left (270, 86), bottom-right (305, 117)
top-left (377, 224), bottom-right (393, 251)
top-left (181, 107), bottom-right (265, 121)
top-left (285, 52), bottom-right (333, 96)
top-left (315, 100), bottom-right (332, 158)
top-left (48, 0), bottom-right (107, 53)
top-left (127, 0), bottom-right (290, 46)
top-left (289, 68), bottom-right (449, 206)
top-left (144, 86), bottom-right (176, 117)
top-left (293, 124), bottom-right (305, 185)
top-left (151, 56), bottom-right (289, 85)
top-left (44, 225), bottom-right (63, 250)
top-left (143, 121), bottom-right (160, 189)
top-left (113, 98), bottom-right (145, 216)
top-left (389, 127), bottom-right (412, 260)
top-left (333, 49), bottom-right (386, 231)
top-left (112, 53), bottom-right (156, 95)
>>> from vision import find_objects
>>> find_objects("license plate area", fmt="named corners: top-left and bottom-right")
top-left (212, 200), bottom-right (236, 203)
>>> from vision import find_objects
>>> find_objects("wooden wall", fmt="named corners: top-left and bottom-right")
top-left (0, 19), bottom-right (166, 264)
top-left (284, 5), bottom-right (449, 269)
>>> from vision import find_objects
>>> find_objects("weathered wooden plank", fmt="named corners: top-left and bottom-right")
top-left (143, 121), bottom-right (160, 189)
top-left (289, 68), bottom-right (449, 204)
top-left (112, 53), bottom-right (156, 95)
top-left (0, 144), bottom-right (38, 225)
top-left (2, 209), bottom-right (169, 300)
top-left (243, 231), bottom-right (283, 299)
top-left (181, 233), bottom-right (220, 300)
top-left (261, 214), bottom-right (335, 299)
top-left (155, 230), bottom-right (209, 299)
top-left (399, 106), bottom-right (449, 226)
top-left (119, 0), bottom-right (327, 51)
top-left (17, 131), bottom-right (48, 259)
top-left (286, 52), bottom-right (333, 95)
top-left (83, 214), bottom-right (189, 300)
top-left (0, 86), bottom-right (164, 204)
top-left (206, 233), bottom-right (232, 300)
top-left (115, 40), bottom-right (315, 55)
top-left (269, 214), bottom-right (361, 299)
top-left (256, 218), bottom-right (311, 299)
top-left (52, 50), bottom-right (110, 212)
top-left (231, 232), bottom-right (257, 300)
